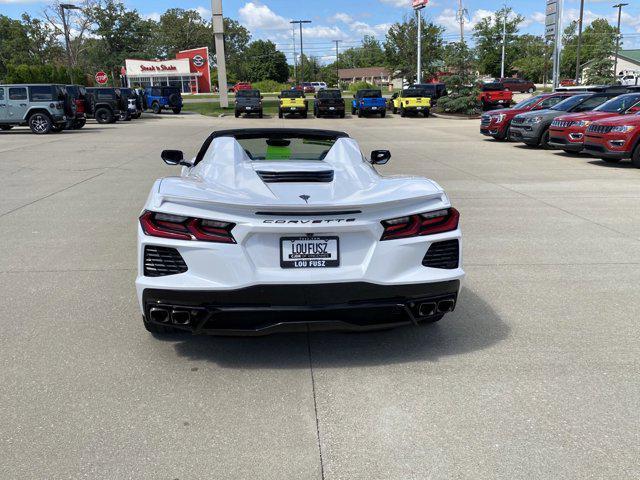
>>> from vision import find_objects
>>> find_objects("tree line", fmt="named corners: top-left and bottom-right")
top-left (0, 1), bottom-right (619, 87)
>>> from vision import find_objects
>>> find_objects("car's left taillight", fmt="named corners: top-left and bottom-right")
top-left (380, 208), bottom-right (459, 241)
top-left (139, 211), bottom-right (236, 243)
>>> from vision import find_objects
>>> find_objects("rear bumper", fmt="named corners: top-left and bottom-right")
top-left (280, 106), bottom-right (307, 113)
top-left (142, 280), bottom-right (461, 335)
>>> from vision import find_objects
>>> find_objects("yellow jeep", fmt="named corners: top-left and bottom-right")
top-left (390, 88), bottom-right (431, 117)
top-left (278, 90), bottom-right (308, 118)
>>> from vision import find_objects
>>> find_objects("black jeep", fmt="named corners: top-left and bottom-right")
top-left (85, 87), bottom-right (122, 124)
top-left (314, 89), bottom-right (345, 118)
top-left (234, 89), bottom-right (263, 118)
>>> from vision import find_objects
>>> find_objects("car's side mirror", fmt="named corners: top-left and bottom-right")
top-left (370, 150), bottom-right (391, 165)
top-left (161, 149), bottom-right (190, 166)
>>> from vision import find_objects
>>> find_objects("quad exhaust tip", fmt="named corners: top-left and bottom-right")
top-left (418, 302), bottom-right (437, 317)
top-left (149, 307), bottom-right (170, 323)
top-left (437, 299), bottom-right (455, 313)
top-left (171, 310), bottom-right (191, 325)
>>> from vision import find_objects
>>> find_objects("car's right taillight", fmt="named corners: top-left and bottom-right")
top-left (139, 211), bottom-right (236, 243)
top-left (381, 208), bottom-right (459, 241)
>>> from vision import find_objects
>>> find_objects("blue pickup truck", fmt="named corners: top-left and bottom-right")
top-left (351, 89), bottom-right (386, 117)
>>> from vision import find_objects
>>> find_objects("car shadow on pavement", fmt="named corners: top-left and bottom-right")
top-left (586, 160), bottom-right (634, 169)
top-left (170, 287), bottom-right (509, 369)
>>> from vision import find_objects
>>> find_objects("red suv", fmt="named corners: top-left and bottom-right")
top-left (480, 92), bottom-right (575, 140)
top-left (548, 93), bottom-right (640, 153)
top-left (499, 77), bottom-right (536, 93)
top-left (583, 113), bottom-right (640, 167)
top-left (229, 82), bottom-right (252, 93)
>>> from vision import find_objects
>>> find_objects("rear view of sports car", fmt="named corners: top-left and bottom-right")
top-left (136, 128), bottom-right (464, 335)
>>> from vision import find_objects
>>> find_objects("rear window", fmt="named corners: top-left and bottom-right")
top-left (403, 88), bottom-right (427, 98)
top-left (237, 90), bottom-right (260, 98)
top-left (281, 90), bottom-right (304, 98)
top-left (93, 88), bottom-right (116, 100)
top-left (29, 86), bottom-right (54, 101)
top-left (162, 87), bottom-right (180, 96)
top-left (358, 90), bottom-right (381, 98)
top-left (317, 90), bottom-right (341, 99)
top-left (238, 137), bottom-right (336, 161)
top-left (482, 83), bottom-right (505, 91)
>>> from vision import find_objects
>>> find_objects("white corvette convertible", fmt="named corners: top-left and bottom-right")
top-left (137, 128), bottom-right (463, 335)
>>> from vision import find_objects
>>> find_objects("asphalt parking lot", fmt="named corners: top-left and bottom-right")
top-left (1, 112), bottom-right (639, 479)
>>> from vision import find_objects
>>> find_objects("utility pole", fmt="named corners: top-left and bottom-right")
top-left (333, 40), bottom-right (341, 88)
top-left (551, 0), bottom-right (563, 89)
top-left (500, 5), bottom-right (507, 78)
top-left (292, 25), bottom-right (298, 85)
top-left (60, 4), bottom-right (81, 84)
top-left (574, 0), bottom-right (584, 83)
top-left (290, 20), bottom-right (311, 83)
top-left (612, 3), bottom-right (628, 81)
top-left (456, 0), bottom-right (467, 42)
top-left (211, 0), bottom-right (228, 108)
top-left (416, 8), bottom-right (422, 83)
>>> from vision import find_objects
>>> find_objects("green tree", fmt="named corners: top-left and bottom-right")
top-left (472, 7), bottom-right (524, 77)
top-left (561, 18), bottom-right (617, 81)
top-left (339, 36), bottom-right (385, 68)
top-left (384, 14), bottom-right (444, 82)
top-left (89, 0), bottom-right (157, 84)
top-left (21, 14), bottom-right (64, 66)
top-left (242, 40), bottom-right (289, 83)
top-left (437, 42), bottom-right (479, 115)
top-left (0, 15), bottom-right (31, 79)
top-left (156, 8), bottom-right (211, 58)
top-left (511, 34), bottom-right (550, 83)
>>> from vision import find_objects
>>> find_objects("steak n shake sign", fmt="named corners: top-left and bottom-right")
top-left (125, 58), bottom-right (191, 76)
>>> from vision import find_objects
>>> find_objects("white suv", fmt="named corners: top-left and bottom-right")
top-left (311, 82), bottom-right (327, 92)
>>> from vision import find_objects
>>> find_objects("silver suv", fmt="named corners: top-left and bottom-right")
top-left (0, 84), bottom-right (68, 134)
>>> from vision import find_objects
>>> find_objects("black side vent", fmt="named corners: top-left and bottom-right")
top-left (422, 240), bottom-right (459, 269)
top-left (257, 170), bottom-right (334, 183)
top-left (144, 246), bottom-right (188, 277)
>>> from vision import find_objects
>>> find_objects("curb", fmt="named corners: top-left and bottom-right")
top-left (431, 112), bottom-right (481, 120)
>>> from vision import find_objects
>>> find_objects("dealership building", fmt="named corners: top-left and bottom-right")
top-left (122, 47), bottom-right (211, 93)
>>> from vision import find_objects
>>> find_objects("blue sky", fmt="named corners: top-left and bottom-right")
top-left (2, 0), bottom-right (639, 61)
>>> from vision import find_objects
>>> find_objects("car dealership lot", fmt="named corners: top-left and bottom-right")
top-left (1, 114), bottom-right (639, 479)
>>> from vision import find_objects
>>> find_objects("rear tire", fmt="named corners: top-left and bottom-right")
top-left (258, 110), bottom-right (263, 118)
top-left (302, 111), bottom-right (307, 118)
top-left (631, 145), bottom-right (640, 168)
top-left (393, 106), bottom-right (397, 114)
top-left (28, 113), bottom-right (52, 134)
top-left (73, 119), bottom-right (86, 129)
top-left (423, 109), bottom-right (430, 118)
top-left (152, 102), bottom-right (161, 114)
top-left (351, 107), bottom-right (356, 115)
top-left (340, 111), bottom-right (345, 118)
top-left (380, 110), bottom-right (386, 118)
top-left (95, 107), bottom-right (113, 124)
top-left (172, 108), bottom-right (181, 114)
top-left (357, 108), bottom-right (362, 118)
top-left (234, 110), bottom-right (240, 118)
top-left (400, 107), bottom-right (406, 117)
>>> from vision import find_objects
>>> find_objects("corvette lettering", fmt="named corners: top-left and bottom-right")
top-left (263, 219), bottom-right (356, 224)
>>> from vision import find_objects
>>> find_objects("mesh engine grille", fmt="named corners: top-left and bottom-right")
top-left (144, 246), bottom-right (188, 277)
top-left (257, 170), bottom-right (334, 183)
top-left (422, 240), bottom-right (459, 269)
top-left (586, 124), bottom-right (613, 134)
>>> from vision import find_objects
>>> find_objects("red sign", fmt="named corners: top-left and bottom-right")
top-left (176, 47), bottom-right (211, 94)
top-left (95, 71), bottom-right (108, 85)
top-left (412, 0), bottom-right (428, 9)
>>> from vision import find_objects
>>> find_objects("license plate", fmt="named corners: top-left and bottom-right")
top-left (417, 106), bottom-right (422, 110)
top-left (280, 236), bottom-right (339, 268)
top-left (291, 107), bottom-right (297, 110)
top-left (245, 106), bottom-right (251, 110)
top-left (498, 100), bottom-right (504, 103)
top-left (371, 106), bottom-right (377, 110)
top-left (329, 107), bottom-right (335, 110)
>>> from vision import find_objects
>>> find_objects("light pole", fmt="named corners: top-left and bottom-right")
top-left (574, 0), bottom-right (584, 83)
top-left (612, 3), bottom-right (628, 81)
top-left (211, 0), bottom-right (228, 108)
top-left (290, 20), bottom-right (311, 83)
top-left (413, 1), bottom-right (426, 84)
top-left (333, 40), bottom-right (341, 88)
top-left (60, 3), bottom-right (81, 84)
top-left (292, 25), bottom-right (298, 85)
top-left (500, 5), bottom-right (508, 79)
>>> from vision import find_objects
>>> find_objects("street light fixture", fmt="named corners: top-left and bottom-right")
top-left (60, 3), bottom-right (81, 84)
top-left (290, 20), bottom-right (311, 84)
top-left (612, 3), bottom-right (628, 81)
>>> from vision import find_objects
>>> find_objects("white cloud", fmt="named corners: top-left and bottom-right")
top-left (350, 21), bottom-right (393, 36)
top-left (436, 8), bottom-right (493, 34)
top-left (193, 6), bottom-right (211, 19)
top-left (521, 11), bottom-right (546, 28)
top-left (0, 0), bottom-right (42, 3)
top-left (330, 12), bottom-right (353, 24)
top-left (142, 12), bottom-right (162, 22)
top-left (304, 25), bottom-right (349, 40)
top-left (238, 2), bottom-right (290, 30)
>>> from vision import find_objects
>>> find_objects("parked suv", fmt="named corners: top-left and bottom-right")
top-left (548, 93), bottom-right (640, 152)
top-left (583, 114), bottom-right (640, 166)
top-left (0, 84), bottom-right (67, 134)
top-left (352, 89), bottom-right (386, 117)
top-left (412, 83), bottom-right (448, 106)
top-left (278, 90), bottom-right (308, 118)
top-left (314, 89), bottom-right (345, 118)
top-left (85, 87), bottom-right (122, 124)
top-left (478, 82), bottom-right (513, 110)
top-left (509, 92), bottom-right (620, 148)
top-left (144, 86), bottom-right (182, 114)
top-left (64, 84), bottom-right (87, 130)
top-left (234, 89), bottom-right (263, 117)
top-left (480, 92), bottom-right (575, 140)
top-left (499, 78), bottom-right (536, 93)
top-left (388, 88), bottom-right (431, 117)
